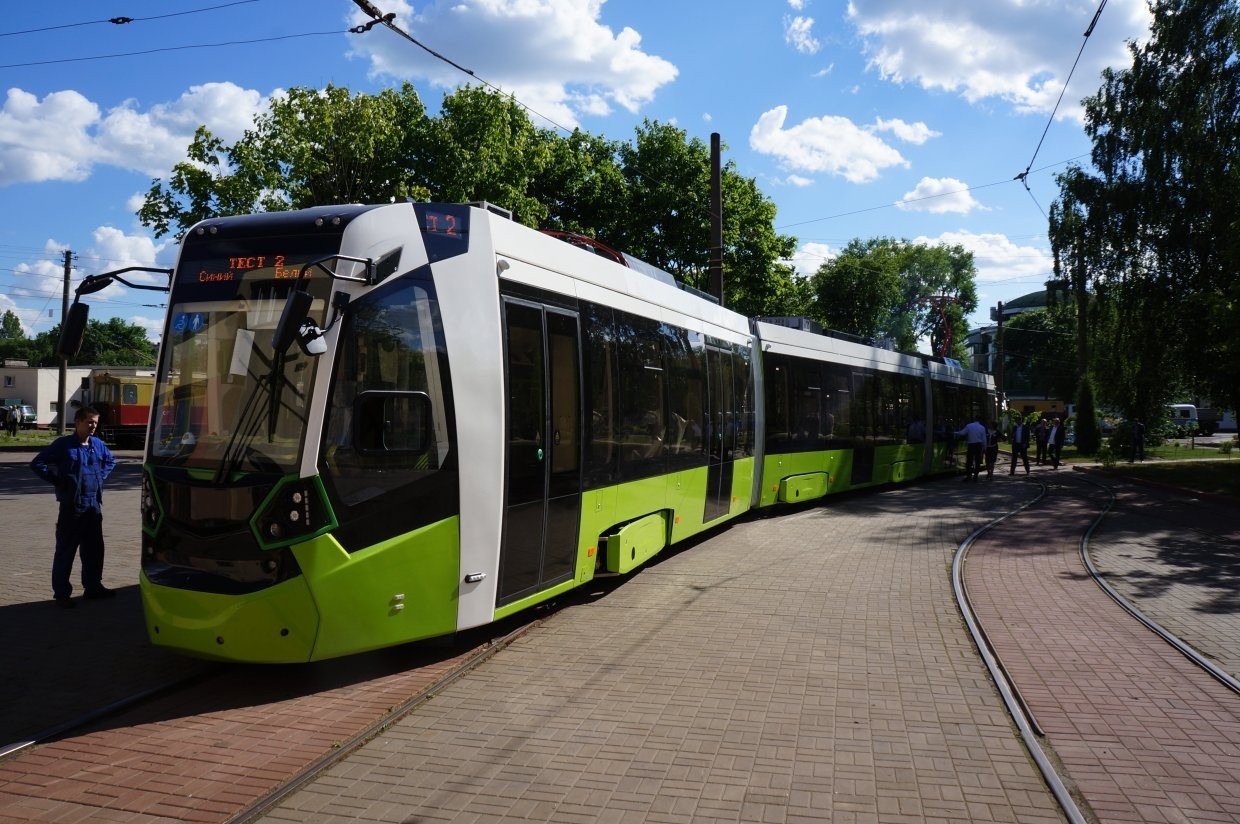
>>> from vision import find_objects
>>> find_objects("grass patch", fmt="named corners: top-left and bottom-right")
top-left (0, 428), bottom-right (59, 449)
top-left (1098, 460), bottom-right (1240, 500)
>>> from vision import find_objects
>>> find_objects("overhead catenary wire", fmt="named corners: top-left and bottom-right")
top-left (349, 0), bottom-right (574, 136)
top-left (0, 1), bottom-right (264, 38)
top-left (1013, 0), bottom-right (1110, 203)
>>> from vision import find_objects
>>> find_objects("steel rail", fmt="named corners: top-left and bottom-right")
top-left (950, 480), bottom-right (1090, 824)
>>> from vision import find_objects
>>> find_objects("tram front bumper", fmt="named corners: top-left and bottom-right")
top-left (140, 571), bottom-right (320, 663)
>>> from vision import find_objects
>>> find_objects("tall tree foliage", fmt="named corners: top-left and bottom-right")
top-left (808, 238), bottom-right (978, 357)
top-left (1049, 0), bottom-right (1240, 419)
top-left (139, 88), bottom-right (805, 318)
top-left (24, 319), bottom-right (157, 367)
top-left (1001, 305), bottom-right (1080, 403)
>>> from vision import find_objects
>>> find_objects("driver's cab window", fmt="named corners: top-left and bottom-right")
top-left (321, 274), bottom-right (455, 507)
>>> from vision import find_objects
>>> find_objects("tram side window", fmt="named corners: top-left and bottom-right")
top-left (616, 313), bottom-right (666, 480)
top-left (763, 354), bottom-right (792, 451)
top-left (705, 343), bottom-right (736, 459)
top-left (582, 302), bottom-right (618, 488)
top-left (824, 364), bottom-right (850, 445)
top-left (666, 326), bottom-right (707, 469)
top-left (905, 374), bottom-right (927, 443)
top-left (875, 373), bottom-right (903, 443)
top-left (791, 358), bottom-right (825, 449)
top-left (321, 278), bottom-right (456, 507)
top-left (733, 344), bottom-right (755, 458)
top-left (850, 369), bottom-right (876, 440)
top-left (934, 383), bottom-right (960, 441)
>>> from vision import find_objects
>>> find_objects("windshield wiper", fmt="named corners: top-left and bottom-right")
top-left (212, 350), bottom-right (307, 483)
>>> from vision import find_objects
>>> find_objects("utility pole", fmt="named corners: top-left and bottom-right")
top-left (995, 301), bottom-right (1005, 404)
top-left (57, 250), bottom-right (72, 435)
top-left (709, 132), bottom-right (723, 305)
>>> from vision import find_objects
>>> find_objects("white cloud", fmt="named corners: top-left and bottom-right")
top-left (913, 229), bottom-right (1052, 284)
top-left (0, 83), bottom-right (270, 186)
top-left (750, 106), bottom-right (909, 183)
top-left (789, 241), bottom-right (833, 278)
top-left (846, 0), bottom-right (1151, 117)
top-left (897, 177), bottom-right (982, 214)
top-left (0, 89), bottom-right (100, 184)
top-left (785, 16), bottom-right (822, 54)
top-left (872, 117), bottom-right (940, 145)
top-left (347, 0), bottom-right (677, 128)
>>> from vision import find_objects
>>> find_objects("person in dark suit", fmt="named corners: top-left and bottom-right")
top-left (1048, 417), bottom-right (1066, 469)
top-left (1034, 419), bottom-right (1049, 465)
top-left (1009, 418), bottom-right (1031, 475)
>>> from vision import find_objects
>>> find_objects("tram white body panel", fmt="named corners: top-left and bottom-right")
top-left (754, 320), bottom-right (927, 379)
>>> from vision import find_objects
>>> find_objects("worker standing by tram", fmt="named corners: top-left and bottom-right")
top-left (955, 416), bottom-right (987, 481)
top-left (29, 406), bottom-right (117, 608)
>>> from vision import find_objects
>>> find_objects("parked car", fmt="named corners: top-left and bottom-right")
top-left (17, 404), bottom-right (36, 428)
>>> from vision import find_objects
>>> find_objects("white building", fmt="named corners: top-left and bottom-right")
top-left (1, 361), bottom-right (97, 429)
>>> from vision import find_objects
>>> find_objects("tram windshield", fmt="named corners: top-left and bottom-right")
top-left (149, 243), bottom-right (335, 476)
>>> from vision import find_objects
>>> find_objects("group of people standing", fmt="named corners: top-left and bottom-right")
top-left (2, 405), bottom-right (20, 436)
top-left (956, 414), bottom-right (1068, 481)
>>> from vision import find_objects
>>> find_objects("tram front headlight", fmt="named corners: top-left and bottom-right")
top-left (253, 477), bottom-right (336, 549)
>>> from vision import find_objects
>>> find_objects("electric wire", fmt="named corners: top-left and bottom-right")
top-left (0, 30), bottom-right (346, 69)
top-left (0, 1), bottom-right (264, 38)
top-left (349, 0), bottom-right (573, 135)
top-left (1013, 0), bottom-right (1110, 215)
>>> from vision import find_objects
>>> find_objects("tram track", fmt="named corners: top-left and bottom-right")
top-left (0, 665), bottom-right (222, 762)
top-left (955, 471), bottom-right (1240, 824)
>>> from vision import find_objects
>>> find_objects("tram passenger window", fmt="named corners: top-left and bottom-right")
top-left (666, 327), bottom-right (706, 468)
top-left (732, 346), bottom-right (754, 457)
top-left (582, 302), bottom-right (618, 488)
top-left (764, 356), bottom-right (791, 451)
top-left (616, 314), bottom-right (666, 480)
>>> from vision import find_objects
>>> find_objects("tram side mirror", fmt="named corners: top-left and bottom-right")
top-left (57, 302), bottom-right (91, 359)
top-left (271, 289), bottom-right (315, 353)
top-left (355, 391), bottom-right (432, 454)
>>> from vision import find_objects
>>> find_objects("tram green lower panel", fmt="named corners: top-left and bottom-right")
top-left (142, 573), bottom-right (320, 663)
top-left (778, 472), bottom-right (829, 503)
top-left (142, 516), bottom-right (461, 663)
top-left (607, 512), bottom-right (668, 573)
top-left (759, 445), bottom-right (932, 508)
top-left (296, 517), bottom-right (460, 661)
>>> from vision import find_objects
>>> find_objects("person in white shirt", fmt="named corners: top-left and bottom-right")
top-left (954, 417), bottom-right (987, 481)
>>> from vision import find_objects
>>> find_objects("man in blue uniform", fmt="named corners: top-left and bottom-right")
top-left (30, 406), bottom-right (117, 608)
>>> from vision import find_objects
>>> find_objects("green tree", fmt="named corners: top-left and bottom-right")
top-left (140, 83), bottom-right (433, 238)
top-left (810, 238), bottom-right (903, 341)
top-left (1, 309), bottom-right (22, 340)
top-left (0, 309), bottom-right (34, 363)
top-left (422, 86), bottom-right (550, 225)
top-left (1049, 0), bottom-right (1240, 418)
top-left (138, 86), bottom-right (805, 318)
top-left (30, 319), bottom-right (156, 367)
top-left (1001, 305), bottom-right (1079, 403)
top-left (1074, 375), bottom-right (1101, 455)
top-left (808, 238), bottom-right (978, 356)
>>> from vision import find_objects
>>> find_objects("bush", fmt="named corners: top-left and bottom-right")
top-left (1096, 444), bottom-right (1117, 468)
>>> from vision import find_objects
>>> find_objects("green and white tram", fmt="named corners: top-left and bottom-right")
top-left (63, 201), bottom-right (994, 663)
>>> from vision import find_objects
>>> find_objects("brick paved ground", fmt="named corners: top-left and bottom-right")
top-left (262, 480), bottom-right (1067, 824)
top-left (5, 445), bottom-right (1238, 824)
top-left (0, 450), bottom-right (209, 749)
top-left (966, 475), bottom-right (1240, 824)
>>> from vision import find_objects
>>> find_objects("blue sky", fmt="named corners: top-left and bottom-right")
top-left (0, 0), bottom-right (1152, 347)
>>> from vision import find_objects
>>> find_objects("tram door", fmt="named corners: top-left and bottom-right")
top-left (703, 344), bottom-right (735, 522)
top-left (498, 300), bottom-right (582, 606)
